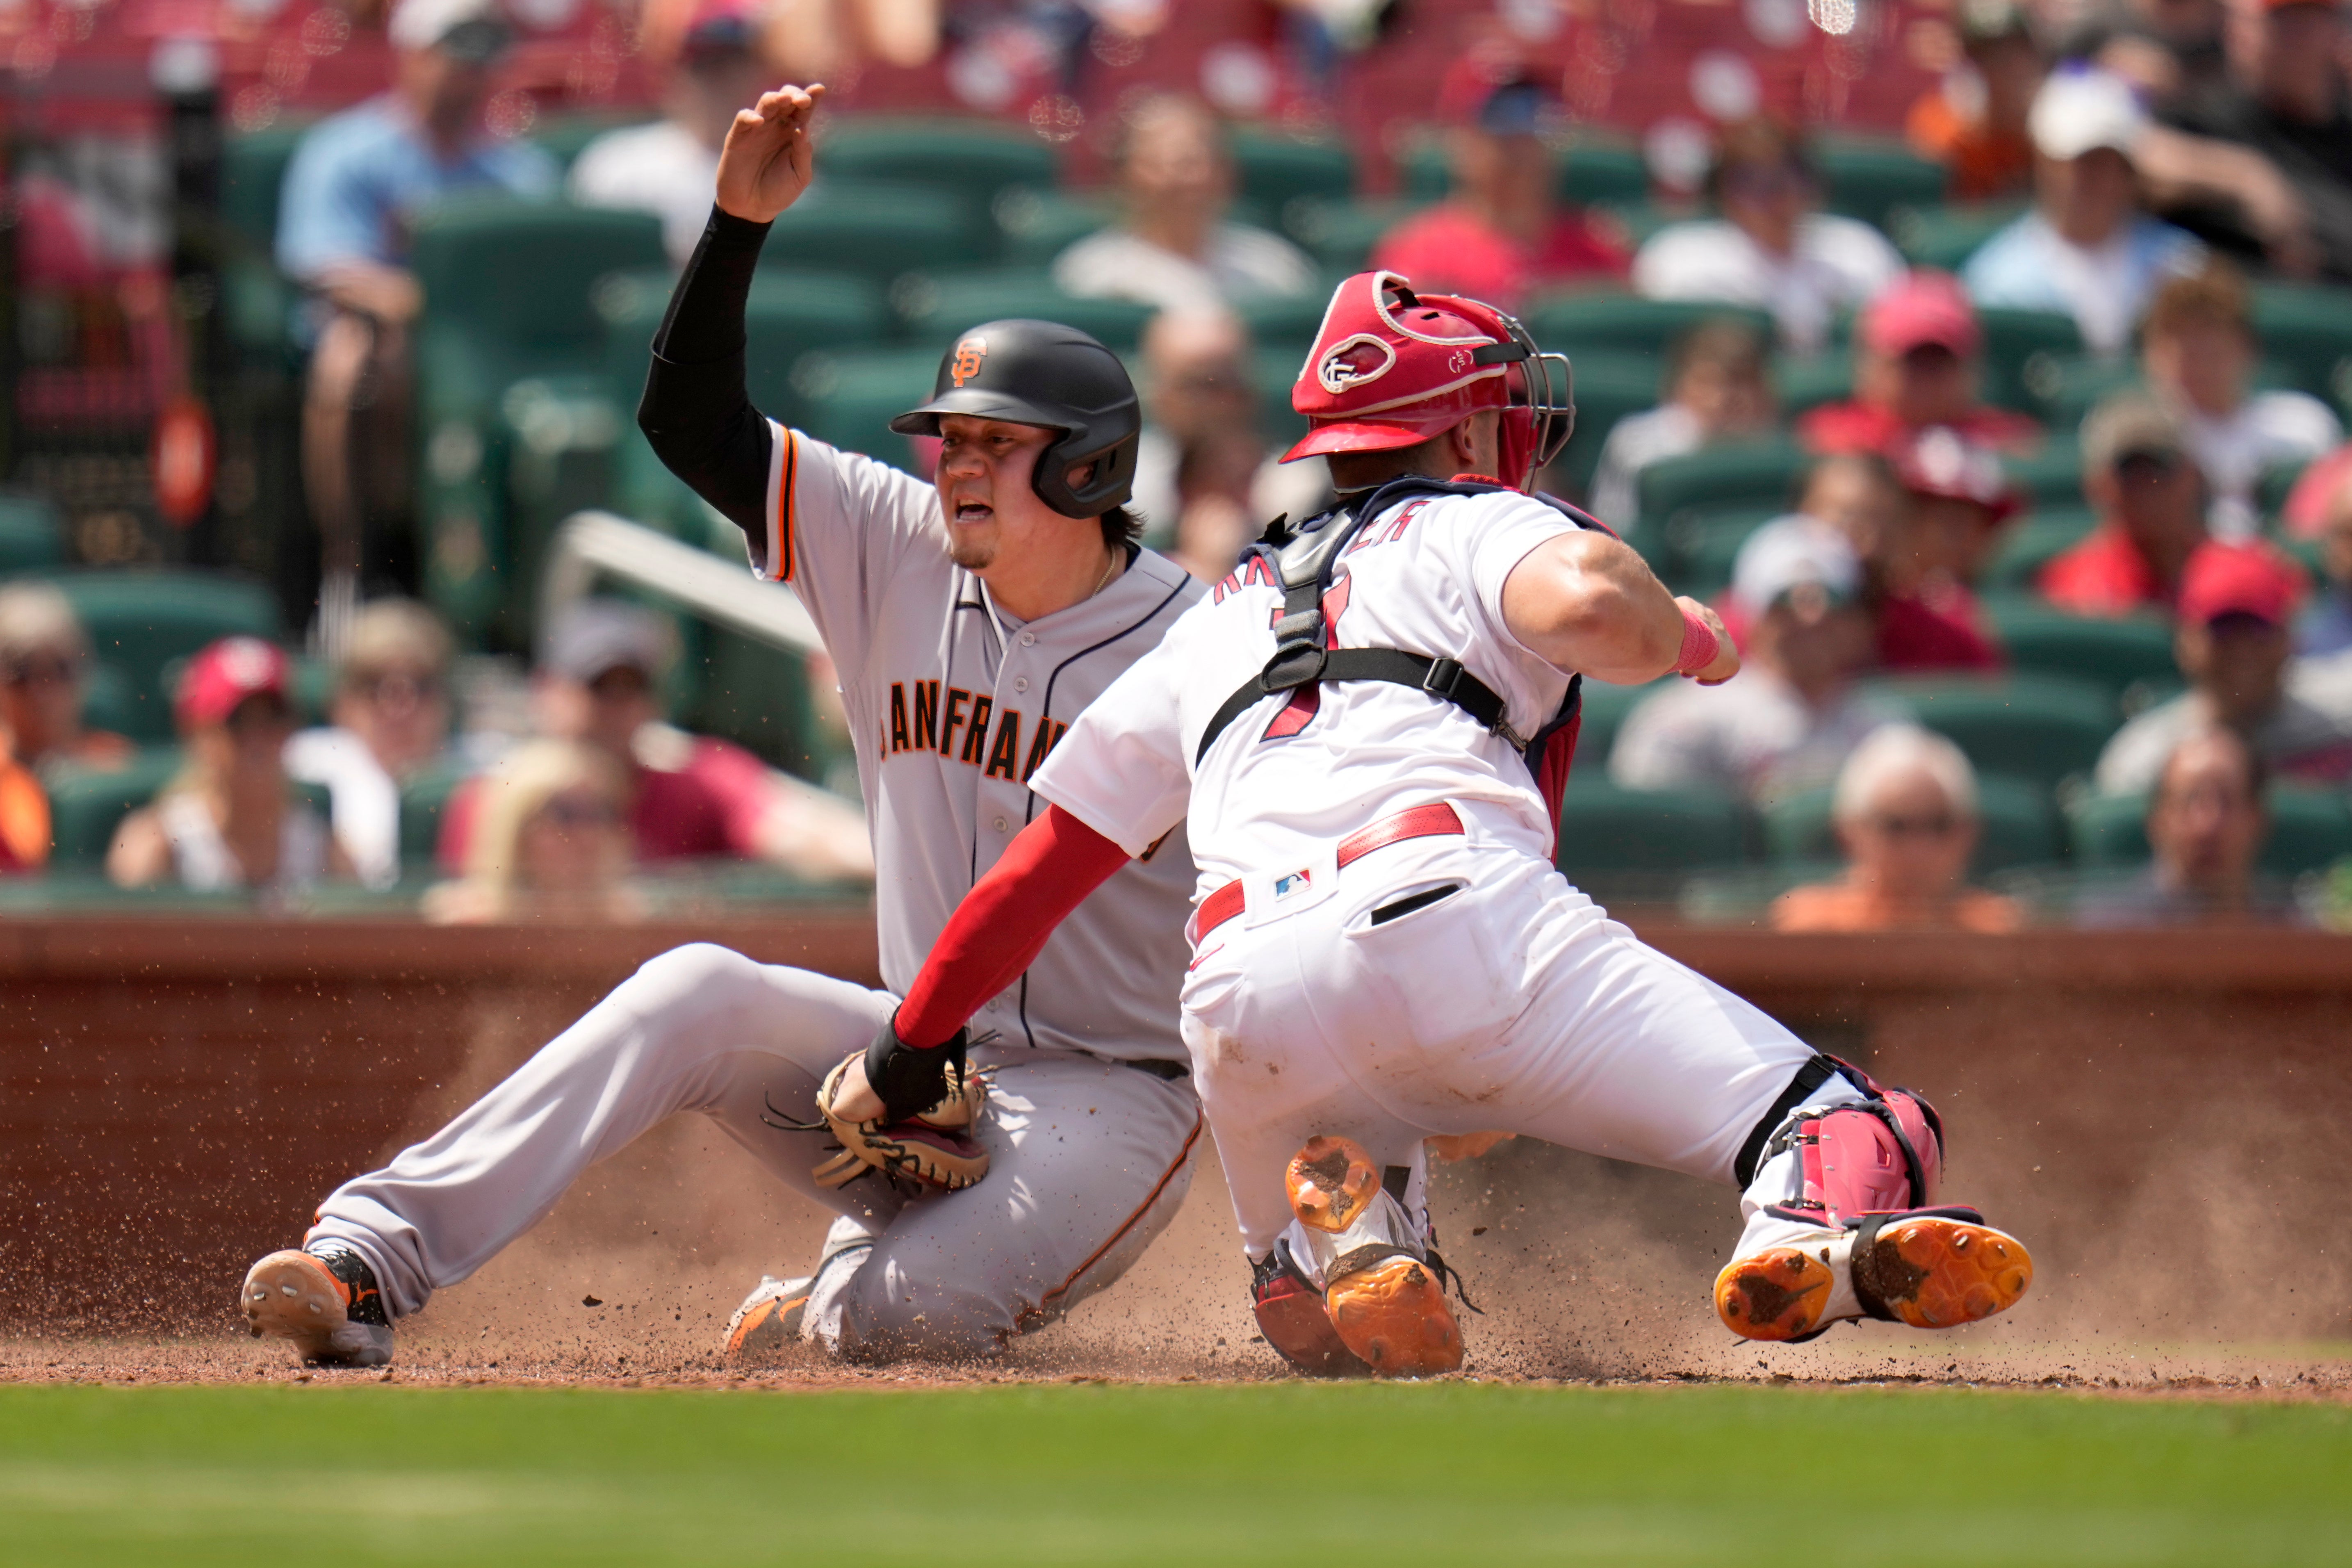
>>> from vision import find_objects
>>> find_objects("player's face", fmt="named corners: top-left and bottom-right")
top-left (933, 415), bottom-right (1069, 572)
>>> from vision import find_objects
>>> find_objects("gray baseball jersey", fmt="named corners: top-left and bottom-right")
top-left (748, 422), bottom-right (1202, 1064)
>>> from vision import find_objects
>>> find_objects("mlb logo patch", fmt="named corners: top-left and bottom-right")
top-left (1273, 869), bottom-right (1313, 900)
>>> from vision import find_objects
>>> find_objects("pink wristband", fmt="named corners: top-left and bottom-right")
top-left (1673, 606), bottom-right (1720, 676)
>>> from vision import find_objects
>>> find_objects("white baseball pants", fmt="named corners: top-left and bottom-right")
top-left (1178, 802), bottom-right (1857, 1263)
top-left (308, 943), bottom-right (1202, 1361)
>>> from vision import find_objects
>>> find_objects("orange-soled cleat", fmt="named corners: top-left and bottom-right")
top-left (1286, 1135), bottom-right (1381, 1233)
top-left (1714, 1245), bottom-right (1837, 1342)
top-left (1324, 1252), bottom-right (1464, 1377)
top-left (1853, 1214), bottom-right (2033, 1330)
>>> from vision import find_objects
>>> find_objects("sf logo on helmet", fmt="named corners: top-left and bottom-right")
top-left (1315, 334), bottom-right (1397, 395)
top-left (950, 338), bottom-right (989, 388)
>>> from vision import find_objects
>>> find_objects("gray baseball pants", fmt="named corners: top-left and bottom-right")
top-left (307, 943), bottom-right (1203, 1361)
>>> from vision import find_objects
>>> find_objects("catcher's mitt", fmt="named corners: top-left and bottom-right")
top-left (801, 1026), bottom-right (990, 1191)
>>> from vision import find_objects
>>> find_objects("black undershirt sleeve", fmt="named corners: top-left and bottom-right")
top-left (636, 205), bottom-right (775, 542)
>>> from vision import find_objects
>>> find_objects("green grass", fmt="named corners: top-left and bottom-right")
top-left (3, 1381), bottom-right (2348, 1565)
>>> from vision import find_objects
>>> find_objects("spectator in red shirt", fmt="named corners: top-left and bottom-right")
top-left (1882, 426), bottom-right (2022, 668)
top-left (2039, 392), bottom-right (2211, 615)
top-left (438, 600), bottom-right (871, 881)
top-left (1371, 72), bottom-right (1627, 314)
top-left (1726, 451), bottom-right (2007, 671)
top-left (1798, 271), bottom-right (2043, 458)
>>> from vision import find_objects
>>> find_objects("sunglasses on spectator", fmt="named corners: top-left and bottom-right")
top-left (1722, 165), bottom-right (1808, 201)
top-left (2, 654), bottom-right (83, 687)
top-left (1863, 812), bottom-right (1960, 838)
top-left (2114, 449), bottom-right (2181, 482)
top-left (538, 794), bottom-right (619, 829)
top-left (351, 669), bottom-right (445, 705)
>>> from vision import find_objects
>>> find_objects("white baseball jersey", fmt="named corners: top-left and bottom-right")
top-left (1026, 485), bottom-right (1580, 891)
top-left (748, 424), bottom-right (1202, 1064)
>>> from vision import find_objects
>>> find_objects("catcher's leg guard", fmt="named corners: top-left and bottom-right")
top-left (1716, 1061), bottom-right (2031, 1342)
top-left (1265, 1135), bottom-right (1464, 1379)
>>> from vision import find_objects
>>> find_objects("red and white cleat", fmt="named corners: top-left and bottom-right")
top-left (1715, 1212), bottom-right (2033, 1342)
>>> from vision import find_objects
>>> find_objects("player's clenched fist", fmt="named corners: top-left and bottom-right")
top-left (1672, 596), bottom-right (1740, 686)
top-left (716, 82), bottom-right (826, 225)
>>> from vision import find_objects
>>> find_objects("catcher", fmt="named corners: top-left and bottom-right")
top-left (823, 269), bottom-right (2035, 1376)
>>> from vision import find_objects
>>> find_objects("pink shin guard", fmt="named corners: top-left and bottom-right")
top-left (1771, 1079), bottom-right (1946, 1227)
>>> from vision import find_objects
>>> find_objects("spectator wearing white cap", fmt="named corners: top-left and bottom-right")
top-left (569, 0), bottom-right (775, 265)
top-left (1962, 67), bottom-right (2204, 354)
top-left (1610, 518), bottom-right (1906, 806)
top-left (1633, 119), bottom-right (1906, 355)
top-left (435, 600), bottom-right (873, 883)
top-left (1770, 725), bottom-right (2026, 933)
top-left (278, 0), bottom-right (558, 643)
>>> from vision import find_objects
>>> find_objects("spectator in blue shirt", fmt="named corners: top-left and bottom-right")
top-left (1963, 68), bottom-right (2204, 356)
top-left (277, 0), bottom-right (556, 643)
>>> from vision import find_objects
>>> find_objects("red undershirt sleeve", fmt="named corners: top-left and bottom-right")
top-left (894, 804), bottom-right (1134, 1048)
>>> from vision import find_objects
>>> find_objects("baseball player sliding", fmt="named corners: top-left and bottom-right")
top-left (835, 270), bottom-right (2034, 1376)
top-left (239, 84), bottom-right (1210, 1367)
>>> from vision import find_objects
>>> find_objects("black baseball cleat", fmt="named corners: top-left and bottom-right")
top-left (240, 1243), bottom-right (395, 1367)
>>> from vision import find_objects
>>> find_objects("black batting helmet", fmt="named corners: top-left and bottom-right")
top-left (889, 319), bottom-right (1140, 518)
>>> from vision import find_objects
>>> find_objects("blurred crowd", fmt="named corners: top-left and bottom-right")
top-left (9, 0), bottom-right (2352, 926)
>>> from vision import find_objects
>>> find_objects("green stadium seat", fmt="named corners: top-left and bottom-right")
top-left (527, 114), bottom-right (658, 171)
top-left (993, 187), bottom-right (1118, 268)
top-left (1764, 774), bottom-right (2063, 876)
top-left (787, 345), bottom-right (946, 470)
top-left (408, 200), bottom-right (667, 642)
top-left (1523, 293), bottom-right (1775, 363)
top-left (1814, 136), bottom-right (1948, 231)
top-left (46, 750), bottom-right (181, 865)
top-left (77, 662), bottom-right (139, 740)
top-left (1279, 196), bottom-right (1425, 274)
top-left (1885, 201), bottom-right (2024, 271)
top-left (1975, 308), bottom-right (2084, 415)
top-left (2250, 282), bottom-right (2352, 403)
top-left (1249, 345), bottom-right (1311, 448)
top-left (1556, 137), bottom-right (1650, 207)
top-left (399, 760), bottom-right (473, 866)
top-left (1552, 349), bottom-right (1668, 503)
top-left (820, 117), bottom-right (1060, 215)
top-left (412, 201), bottom-right (667, 373)
top-left (41, 571), bottom-right (281, 743)
top-left (1654, 503), bottom-right (1781, 598)
top-left (1983, 507), bottom-right (2097, 589)
top-left (597, 267), bottom-right (891, 431)
top-left (2005, 438), bottom-right (2088, 508)
top-left (1569, 677), bottom-right (1668, 772)
top-left (1399, 134), bottom-right (1648, 206)
top-left (763, 181), bottom-right (981, 284)
top-left (1230, 130), bottom-right (1356, 219)
top-left (0, 491), bottom-right (64, 575)
top-left (1634, 436), bottom-right (1811, 531)
top-left (219, 123), bottom-right (314, 255)
top-left (1867, 672), bottom-right (2120, 791)
top-left (1773, 349), bottom-right (1854, 415)
top-left (1556, 779), bottom-right (1751, 877)
top-left (1981, 597), bottom-right (2179, 696)
top-left (2069, 784), bottom-right (2352, 876)
top-left (893, 269), bottom-right (1155, 354)
top-left (1229, 292), bottom-right (1326, 359)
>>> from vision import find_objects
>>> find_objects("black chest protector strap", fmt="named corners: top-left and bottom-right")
top-left (1195, 475), bottom-right (1544, 767)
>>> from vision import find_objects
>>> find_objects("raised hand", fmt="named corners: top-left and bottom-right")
top-left (716, 83), bottom-right (826, 225)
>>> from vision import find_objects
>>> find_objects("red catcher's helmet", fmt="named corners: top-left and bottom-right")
top-left (1281, 270), bottom-right (1574, 491)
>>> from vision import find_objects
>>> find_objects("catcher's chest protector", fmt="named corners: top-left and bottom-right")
top-left (1194, 475), bottom-right (1594, 827)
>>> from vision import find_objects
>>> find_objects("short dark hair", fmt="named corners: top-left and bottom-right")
top-left (1705, 118), bottom-right (1815, 203)
top-left (1102, 505), bottom-right (1142, 549)
top-left (1669, 318), bottom-right (1769, 391)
